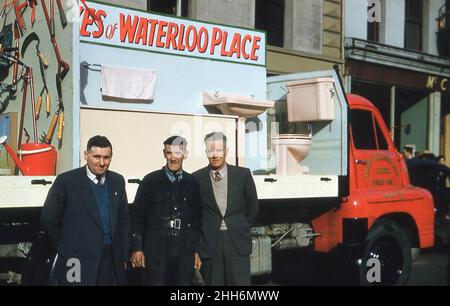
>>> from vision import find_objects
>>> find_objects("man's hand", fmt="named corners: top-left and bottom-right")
top-left (194, 253), bottom-right (202, 270)
top-left (130, 251), bottom-right (145, 268)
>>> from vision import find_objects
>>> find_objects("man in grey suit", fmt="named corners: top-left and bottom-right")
top-left (193, 132), bottom-right (258, 286)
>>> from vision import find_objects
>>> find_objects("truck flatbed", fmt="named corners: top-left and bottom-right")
top-left (0, 174), bottom-right (339, 209)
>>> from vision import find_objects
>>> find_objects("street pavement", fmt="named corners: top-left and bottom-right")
top-left (407, 247), bottom-right (449, 286)
top-left (253, 246), bottom-right (450, 286)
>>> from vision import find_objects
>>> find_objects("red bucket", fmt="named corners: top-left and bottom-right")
top-left (18, 143), bottom-right (57, 175)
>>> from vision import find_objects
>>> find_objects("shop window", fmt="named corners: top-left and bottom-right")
top-left (255, 0), bottom-right (284, 47)
top-left (404, 0), bottom-right (422, 51)
top-left (351, 81), bottom-right (391, 128)
top-left (395, 88), bottom-right (429, 152)
top-left (350, 109), bottom-right (387, 150)
top-left (147, 0), bottom-right (188, 17)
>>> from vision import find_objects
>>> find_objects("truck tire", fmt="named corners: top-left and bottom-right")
top-left (359, 219), bottom-right (411, 286)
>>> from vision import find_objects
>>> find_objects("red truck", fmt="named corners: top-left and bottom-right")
top-left (311, 93), bottom-right (435, 284)
top-left (248, 72), bottom-right (435, 286)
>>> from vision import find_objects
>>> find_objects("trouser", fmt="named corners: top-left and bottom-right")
top-left (96, 245), bottom-right (118, 286)
top-left (201, 230), bottom-right (251, 286)
top-left (142, 238), bottom-right (195, 286)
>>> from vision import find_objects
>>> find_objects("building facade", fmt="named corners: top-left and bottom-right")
top-left (96, 0), bottom-right (344, 74)
top-left (345, 0), bottom-right (450, 163)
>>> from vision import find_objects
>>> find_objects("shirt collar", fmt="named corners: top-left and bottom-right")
top-left (164, 166), bottom-right (183, 183)
top-left (210, 164), bottom-right (227, 180)
top-left (86, 166), bottom-right (105, 185)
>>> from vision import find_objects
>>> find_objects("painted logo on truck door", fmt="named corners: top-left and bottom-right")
top-left (363, 154), bottom-right (401, 189)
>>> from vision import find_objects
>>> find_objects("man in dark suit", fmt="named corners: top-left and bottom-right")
top-left (130, 136), bottom-right (201, 285)
top-left (40, 135), bottom-right (130, 285)
top-left (193, 132), bottom-right (258, 286)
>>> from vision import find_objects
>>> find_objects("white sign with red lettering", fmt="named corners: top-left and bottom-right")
top-left (79, 1), bottom-right (266, 66)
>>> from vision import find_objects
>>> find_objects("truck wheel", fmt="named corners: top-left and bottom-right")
top-left (359, 220), bottom-right (411, 285)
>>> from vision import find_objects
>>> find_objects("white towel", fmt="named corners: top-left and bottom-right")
top-left (101, 65), bottom-right (156, 101)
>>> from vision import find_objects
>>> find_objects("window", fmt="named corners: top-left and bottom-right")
top-left (350, 109), bottom-right (388, 150)
top-left (404, 0), bottom-right (422, 51)
top-left (367, 20), bottom-right (379, 42)
top-left (255, 0), bottom-right (284, 47)
top-left (147, 0), bottom-right (188, 17)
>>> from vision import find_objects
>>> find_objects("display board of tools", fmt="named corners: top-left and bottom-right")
top-left (0, 0), bottom-right (72, 173)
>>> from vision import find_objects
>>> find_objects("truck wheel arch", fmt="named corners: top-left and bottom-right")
top-left (371, 213), bottom-right (421, 261)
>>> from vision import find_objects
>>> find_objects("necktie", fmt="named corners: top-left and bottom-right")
top-left (173, 173), bottom-right (181, 183)
top-left (96, 175), bottom-right (103, 185)
top-left (214, 171), bottom-right (222, 182)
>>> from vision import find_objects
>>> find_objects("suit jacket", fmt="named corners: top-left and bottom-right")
top-left (131, 169), bottom-right (201, 266)
top-left (40, 166), bottom-right (130, 285)
top-left (193, 165), bottom-right (258, 258)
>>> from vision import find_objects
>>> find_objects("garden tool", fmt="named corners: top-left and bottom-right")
top-left (21, 32), bottom-right (49, 69)
top-left (55, 0), bottom-right (67, 27)
top-left (13, 0), bottom-right (27, 34)
top-left (40, 0), bottom-right (70, 79)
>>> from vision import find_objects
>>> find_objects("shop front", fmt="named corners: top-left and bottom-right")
top-left (345, 38), bottom-right (450, 163)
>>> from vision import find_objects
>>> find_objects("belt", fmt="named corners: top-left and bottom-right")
top-left (157, 218), bottom-right (192, 230)
top-left (168, 218), bottom-right (182, 229)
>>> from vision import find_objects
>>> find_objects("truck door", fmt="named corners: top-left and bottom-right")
top-left (349, 108), bottom-right (402, 191)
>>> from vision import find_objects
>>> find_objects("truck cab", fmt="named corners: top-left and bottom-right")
top-left (311, 93), bottom-right (434, 285)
